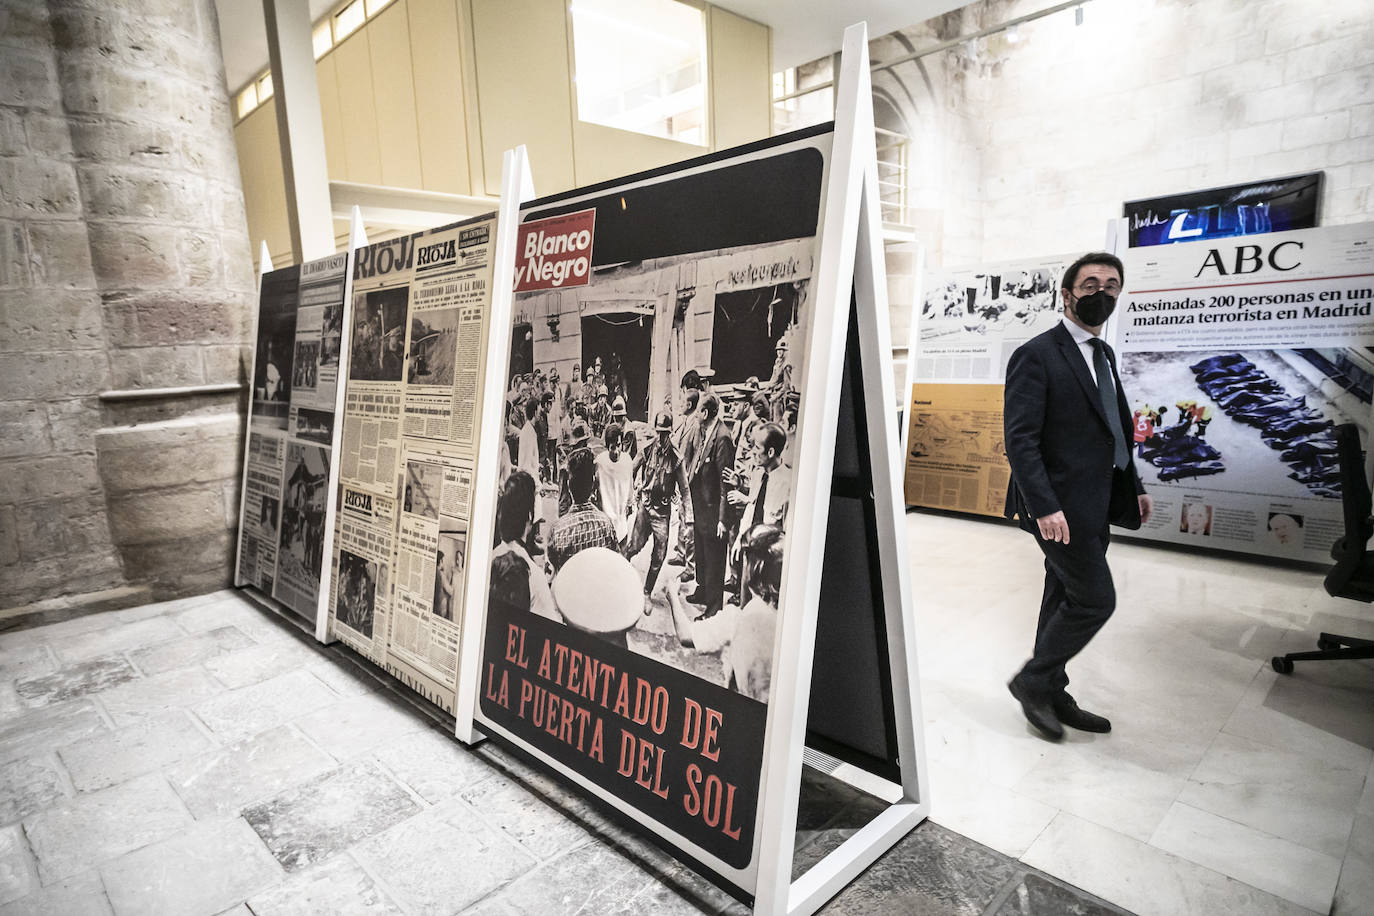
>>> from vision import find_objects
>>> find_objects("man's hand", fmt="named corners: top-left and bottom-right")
top-left (1037, 511), bottom-right (1070, 544)
top-left (726, 489), bottom-right (747, 508)
top-left (1138, 494), bottom-right (1153, 525)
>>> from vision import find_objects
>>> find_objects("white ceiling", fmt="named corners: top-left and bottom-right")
top-left (215, 0), bottom-right (970, 95)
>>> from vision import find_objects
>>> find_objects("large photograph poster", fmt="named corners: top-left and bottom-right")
top-left (903, 254), bottom-right (1072, 512)
top-left (1113, 222), bottom-right (1374, 561)
top-left (327, 217), bottom-right (496, 711)
top-left (475, 131), bottom-right (830, 885)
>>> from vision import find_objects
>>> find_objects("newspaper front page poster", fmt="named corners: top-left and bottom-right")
top-left (1113, 222), bottom-right (1374, 561)
top-left (327, 216), bottom-right (496, 712)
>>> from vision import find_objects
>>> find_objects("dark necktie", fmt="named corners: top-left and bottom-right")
top-left (752, 471), bottom-right (769, 527)
top-left (1089, 338), bottom-right (1129, 469)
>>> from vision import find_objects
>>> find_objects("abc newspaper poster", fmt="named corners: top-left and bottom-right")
top-left (237, 255), bottom-right (347, 622)
top-left (903, 253), bottom-right (1073, 515)
top-left (476, 130), bottom-right (830, 886)
top-left (1113, 222), bottom-right (1374, 561)
top-left (328, 216), bottom-right (495, 711)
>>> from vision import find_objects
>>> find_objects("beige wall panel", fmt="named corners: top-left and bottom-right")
top-left (368, 1), bottom-right (424, 189)
top-left (470, 0), bottom-right (575, 196)
top-left (408, 0), bottom-right (471, 193)
top-left (332, 30), bottom-right (383, 184)
top-left (233, 100), bottom-right (292, 264)
top-left (316, 53), bottom-right (347, 181)
top-left (572, 121), bottom-right (703, 187)
top-left (708, 7), bottom-right (770, 150)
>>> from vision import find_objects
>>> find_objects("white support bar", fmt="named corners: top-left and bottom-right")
top-left (454, 147), bottom-right (534, 745)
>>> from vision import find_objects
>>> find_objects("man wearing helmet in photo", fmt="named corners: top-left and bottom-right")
top-left (626, 411), bottom-right (691, 607)
top-left (589, 384), bottom-right (612, 439)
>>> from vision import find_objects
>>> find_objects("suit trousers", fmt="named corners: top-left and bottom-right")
top-left (1015, 522), bottom-right (1116, 698)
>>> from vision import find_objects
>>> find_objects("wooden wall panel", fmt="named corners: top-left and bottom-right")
top-left (367, 1), bottom-right (424, 189)
top-left (408, 0), bottom-right (471, 193)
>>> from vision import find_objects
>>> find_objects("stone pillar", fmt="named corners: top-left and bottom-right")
top-left (0, 0), bottom-right (255, 613)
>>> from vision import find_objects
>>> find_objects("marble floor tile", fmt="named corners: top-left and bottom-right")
top-left (371, 726), bottom-right (493, 804)
top-left (1150, 802), bottom-right (1340, 913)
top-left (52, 618), bottom-right (187, 666)
top-left (354, 799), bottom-right (537, 914)
top-left (0, 700), bottom-right (107, 766)
top-left (1333, 813), bottom-right (1374, 916)
top-left (190, 669), bottom-right (337, 744)
top-left (95, 668), bottom-right (226, 726)
top-left (244, 854), bottom-right (405, 916)
top-left (127, 626), bottom-right (255, 678)
top-left (0, 645), bottom-right (55, 683)
top-left (925, 761), bottom-right (1058, 859)
top-left (820, 819), bottom-right (1021, 916)
top-left (0, 825), bottom-right (38, 906)
top-left (166, 725), bottom-right (336, 820)
top-left (0, 754), bottom-right (70, 825)
top-left (99, 818), bottom-right (282, 916)
top-left (242, 760), bottom-right (421, 872)
top-left (0, 870), bottom-right (112, 916)
top-left (173, 597), bottom-right (298, 645)
top-left (1178, 731), bottom-right (1366, 858)
top-left (458, 771), bottom-right (594, 861)
top-left (1011, 746), bottom-right (1186, 843)
top-left (1222, 666), bottom-right (1374, 772)
top-left (57, 710), bottom-right (212, 792)
top-left (483, 836), bottom-right (669, 916)
top-left (23, 773), bottom-right (192, 884)
top-left (992, 872), bottom-right (1132, 915)
top-left (307, 655), bottom-right (383, 698)
top-left (293, 691), bottom-right (427, 761)
top-left (1023, 813), bottom-right (1313, 916)
top-left (14, 655), bottom-right (141, 709)
top-left (0, 686), bottom-right (22, 724)
top-left (201, 639), bottom-right (325, 691)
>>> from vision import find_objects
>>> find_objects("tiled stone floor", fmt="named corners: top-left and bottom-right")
top-left (912, 511), bottom-right (1374, 916)
top-left (0, 586), bottom-right (1130, 915)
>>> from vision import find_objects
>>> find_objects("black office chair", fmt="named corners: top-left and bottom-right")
top-left (1271, 422), bottom-right (1374, 674)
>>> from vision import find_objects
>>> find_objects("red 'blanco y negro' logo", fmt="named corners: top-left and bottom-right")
top-left (514, 208), bottom-right (596, 292)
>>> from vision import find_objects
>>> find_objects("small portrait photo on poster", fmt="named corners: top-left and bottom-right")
top-left (433, 522), bottom-right (467, 622)
top-left (336, 548), bottom-right (377, 638)
top-left (1180, 502), bottom-right (1212, 536)
top-left (350, 286), bottom-right (409, 382)
top-left (403, 460), bottom-right (442, 520)
top-left (1268, 510), bottom-right (1304, 547)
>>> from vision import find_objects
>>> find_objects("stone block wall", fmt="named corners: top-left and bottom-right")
top-left (865, 0), bottom-right (1373, 342)
top-left (0, 0), bottom-right (254, 614)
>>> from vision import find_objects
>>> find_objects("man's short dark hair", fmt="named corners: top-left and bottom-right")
top-left (680, 369), bottom-right (702, 390)
top-left (1062, 252), bottom-right (1125, 291)
top-left (758, 422), bottom-right (786, 458)
top-left (524, 397), bottom-right (538, 420)
top-left (684, 390), bottom-right (700, 413)
top-left (605, 422), bottom-right (623, 447)
top-left (567, 448), bottom-right (596, 503)
top-left (700, 394), bottom-right (719, 421)
top-left (497, 470), bottom-right (536, 542)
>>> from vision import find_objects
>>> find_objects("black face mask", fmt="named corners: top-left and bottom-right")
top-left (1071, 290), bottom-right (1117, 327)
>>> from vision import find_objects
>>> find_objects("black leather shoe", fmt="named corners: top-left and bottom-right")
top-left (1008, 679), bottom-right (1063, 741)
top-left (1053, 694), bottom-right (1111, 733)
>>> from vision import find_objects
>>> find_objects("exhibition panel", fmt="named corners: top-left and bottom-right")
top-left (457, 24), bottom-right (926, 915)
top-left (902, 252), bottom-right (1074, 516)
top-left (235, 252), bottom-right (350, 623)
top-left (325, 214), bottom-right (499, 711)
top-left (1112, 222), bottom-right (1374, 563)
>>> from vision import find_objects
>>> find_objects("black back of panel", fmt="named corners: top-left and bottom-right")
top-left (805, 293), bottom-right (901, 782)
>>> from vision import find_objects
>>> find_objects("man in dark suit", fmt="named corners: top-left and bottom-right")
top-left (1003, 252), bottom-right (1153, 742)
top-left (687, 394), bottom-right (734, 616)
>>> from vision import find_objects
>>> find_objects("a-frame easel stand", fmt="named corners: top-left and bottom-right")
top-left (752, 22), bottom-right (929, 916)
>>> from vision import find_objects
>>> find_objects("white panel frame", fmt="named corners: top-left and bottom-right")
top-left (752, 22), bottom-right (928, 916)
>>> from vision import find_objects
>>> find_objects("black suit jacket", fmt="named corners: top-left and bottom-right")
top-left (690, 420), bottom-right (735, 529)
top-left (1003, 321), bottom-right (1145, 534)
